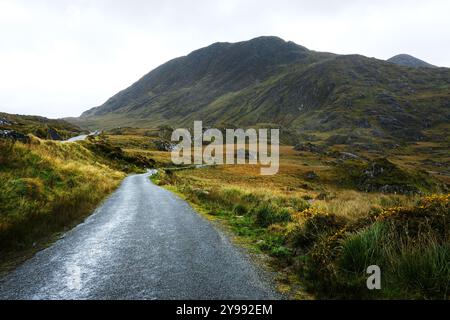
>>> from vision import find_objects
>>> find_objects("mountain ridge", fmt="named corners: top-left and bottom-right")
top-left (387, 54), bottom-right (436, 68)
top-left (74, 36), bottom-right (450, 147)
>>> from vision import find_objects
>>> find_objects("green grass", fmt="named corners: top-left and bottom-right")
top-left (336, 158), bottom-right (443, 194)
top-left (0, 112), bottom-right (82, 140)
top-left (154, 166), bottom-right (449, 299)
top-left (0, 135), bottom-right (154, 271)
top-left (303, 195), bottom-right (450, 299)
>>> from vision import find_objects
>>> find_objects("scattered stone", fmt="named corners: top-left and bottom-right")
top-left (325, 134), bottom-right (351, 146)
top-left (0, 118), bottom-right (12, 126)
top-left (355, 118), bottom-right (371, 128)
top-left (294, 142), bottom-right (323, 153)
top-left (376, 92), bottom-right (401, 108)
top-left (340, 152), bottom-right (360, 160)
top-left (316, 192), bottom-right (336, 200)
top-left (48, 128), bottom-right (62, 141)
top-left (359, 158), bottom-right (420, 194)
top-left (154, 139), bottom-right (176, 151)
top-left (305, 171), bottom-right (318, 180)
top-left (0, 130), bottom-right (30, 143)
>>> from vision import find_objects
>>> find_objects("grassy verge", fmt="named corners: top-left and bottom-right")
top-left (153, 168), bottom-right (449, 299)
top-left (0, 135), bottom-right (153, 272)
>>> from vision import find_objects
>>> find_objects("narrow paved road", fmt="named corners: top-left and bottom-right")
top-left (64, 131), bottom-right (99, 142)
top-left (0, 172), bottom-right (279, 300)
top-left (65, 134), bottom-right (88, 142)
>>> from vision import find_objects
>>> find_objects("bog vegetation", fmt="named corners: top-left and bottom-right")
top-left (153, 168), bottom-right (448, 299)
top-left (150, 140), bottom-right (449, 299)
top-left (1, 120), bottom-right (448, 299)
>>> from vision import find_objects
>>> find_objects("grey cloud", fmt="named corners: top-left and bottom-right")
top-left (0, 0), bottom-right (449, 118)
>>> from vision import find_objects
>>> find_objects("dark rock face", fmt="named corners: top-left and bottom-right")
top-left (48, 128), bottom-right (62, 141)
top-left (75, 37), bottom-right (450, 149)
top-left (81, 36), bottom-right (311, 119)
top-left (376, 184), bottom-right (418, 194)
top-left (339, 157), bottom-right (440, 195)
top-left (326, 135), bottom-right (356, 146)
top-left (340, 152), bottom-right (360, 160)
top-left (0, 118), bottom-right (12, 126)
top-left (294, 142), bottom-right (323, 153)
top-left (359, 159), bottom-right (419, 194)
top-left (0, 130), bottom-right (30, 143)
top-left (305, 171), bottom-right (319, 180)
top-left (355, 118), bottom-right (371, 128)
top-left (363, 160), bottom-right (390, 178)
top-left (154, 139), bottom-right (175, 152)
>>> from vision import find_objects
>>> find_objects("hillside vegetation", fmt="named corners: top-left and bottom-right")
top-left (1, 112), bottom-right (82, 141)
top-left (149, 142), bottom-right (449, 299)
top-left (75, 37), bottom-right (450, 152)
top-left (0, 134), bottom-right (154, 270)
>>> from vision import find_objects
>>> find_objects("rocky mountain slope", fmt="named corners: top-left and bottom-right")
top-left (388, 54), bottom-right (436, 68)
top-left (76, 36), bottom-right (450, 147)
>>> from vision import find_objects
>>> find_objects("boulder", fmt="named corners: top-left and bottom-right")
top-left (0, 118), bottom-right (12, 126)
top-left (0, 130), bottom-right (30, 143)
top-left (305, 171), bottom-right (318, 180)
top-left (294, 142), bottom-right (323, 153)
top-left (340, 152), bottom-right (360, 160)
top-left (48, 128), bottom-right (62, 140)
top-left (154, 139), bottom-right (176, 151)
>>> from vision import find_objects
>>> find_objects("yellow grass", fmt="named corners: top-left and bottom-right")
top-left (0, 137), bottom-right (126, 258)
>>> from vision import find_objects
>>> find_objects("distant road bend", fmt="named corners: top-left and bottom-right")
top-left (64, 130), bottom-right (101, 142)
top-left (0, 171), bottom-right (278, 299)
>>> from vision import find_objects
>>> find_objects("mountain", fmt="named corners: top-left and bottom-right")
top-left (80, 36), bottom-right (331, 123)
top-left (76, 36), bottom-right (450, 146)
top-left (387, 54), bottom-right (436, 68)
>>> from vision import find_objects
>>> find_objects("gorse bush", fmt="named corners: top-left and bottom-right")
top-left (377, 194), bottom-right (449, 242)
top-left (306, 195), bottom-right (450, 299)
top-left (287, 210), bottom-right (347, 249)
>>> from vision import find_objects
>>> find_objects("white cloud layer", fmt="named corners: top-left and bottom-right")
top-left (1, 0), bottom-right (449, 118)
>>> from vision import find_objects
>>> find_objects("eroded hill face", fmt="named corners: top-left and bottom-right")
top-left (76, 36), bottom-right (450, 148)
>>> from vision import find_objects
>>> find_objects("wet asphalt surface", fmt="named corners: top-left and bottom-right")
top-left (65, 134), bottom-right (88, 142)
top-left (0, 172), bottom-right (279, 300)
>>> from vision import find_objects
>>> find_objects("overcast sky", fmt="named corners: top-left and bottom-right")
top-left (1, 0), bottom-right (449, 118)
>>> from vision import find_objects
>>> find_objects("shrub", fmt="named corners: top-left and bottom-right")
top-left (0, 139), bottom-right (15, 165)
top-left (377, 194), bottom-right (449, 242)
top-left (288, 210), bottom-right (347, 248)
top-left (233, 203), bottom-right (248, 216)
top-left (19, 178), bottom-right (45, 199)
top-left (254, 203), bottom-right (291, 227)
top-left (395, 242), bottom-right (449, 299)
top-left (271, 246), bottom-right (293, 259)
top-left (339, 222), bottom-right (387, 274)
top-left (305, 195), bottom-right (450, 299)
